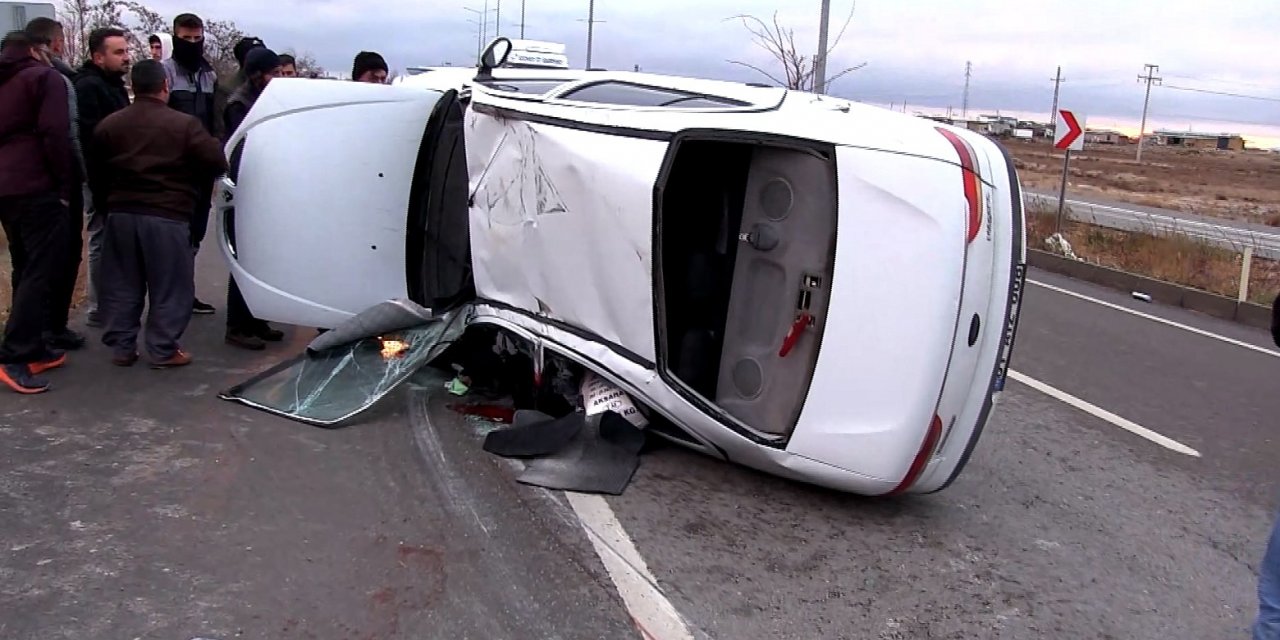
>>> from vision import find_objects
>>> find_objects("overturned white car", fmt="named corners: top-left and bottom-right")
top-left (215, 39), bottom-right (1027, 496)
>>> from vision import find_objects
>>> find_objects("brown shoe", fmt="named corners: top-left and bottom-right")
top-left (112, 352), bottom-right (140, 367)
top-left (151, 350), bottom-right (193, 370)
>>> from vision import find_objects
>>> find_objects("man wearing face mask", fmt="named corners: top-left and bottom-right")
top-left (162, 12), bottom-right (224, 316)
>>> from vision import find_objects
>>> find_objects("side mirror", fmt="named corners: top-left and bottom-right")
top-left (477, 37), bottom-right (513, 78)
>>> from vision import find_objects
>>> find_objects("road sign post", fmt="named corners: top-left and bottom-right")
top-left (1052, 109), bottom-right (1085, 234)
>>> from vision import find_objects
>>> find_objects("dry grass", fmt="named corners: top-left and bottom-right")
top-left (1028, 201), bottom-right (1280, 305)
top-left (1008, 138), bottom-right (1280, 225)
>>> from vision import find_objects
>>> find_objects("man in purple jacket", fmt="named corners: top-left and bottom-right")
top-left (0, 31), bottom-right (73, 394)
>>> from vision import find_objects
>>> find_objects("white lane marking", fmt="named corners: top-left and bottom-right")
top-left (565, 493), bottom-right (695, 640)
top-left (1008, 370), bottom-right (1201, 457)
top-left (1028, 278), bottom-right (1280, 359)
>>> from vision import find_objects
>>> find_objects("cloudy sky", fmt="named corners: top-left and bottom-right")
top-left (141, 0), bottom-right (1280, 146)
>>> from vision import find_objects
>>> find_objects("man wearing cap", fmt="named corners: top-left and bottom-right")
top-left (221, 47), bottom-right (284, 350)
top-left (352, 51), bottom-right (388, 83)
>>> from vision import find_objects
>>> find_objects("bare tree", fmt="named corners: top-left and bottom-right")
top-left (285, 50), bottom-right (327, 78)
top-left (59, 0), bottom-right (124, 63)
top-left (199, 19), bottom-right (246, 79)
top-left (119, 0), bottom-right (166, 62)
top-left (726, 4), bottom-right (867, 92)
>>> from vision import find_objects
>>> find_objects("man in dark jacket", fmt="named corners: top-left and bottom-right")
top-left (75, 27), bottom-right (131, 329)
top-left (0, 31), bottom-right (72, 393)
top-left (25, 17), bottom-right (88, 351)
top-left (93, 59), bottom-right (228, 369)
top-left (161, 12), bottom-right (224, 315)
top-left (221, 47), bottom-right (284, 350)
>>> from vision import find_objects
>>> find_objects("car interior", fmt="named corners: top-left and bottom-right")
top-left (657, 137), bottom-right (838, 437)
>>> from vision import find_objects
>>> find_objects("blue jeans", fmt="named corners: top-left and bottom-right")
top-left (1257, 512), bottom-right (1280, 639)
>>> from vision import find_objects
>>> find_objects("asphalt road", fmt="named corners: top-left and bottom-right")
top-left (1027, 190), bottom-right (1280, 258)
top-left (1, 251), bottom-right (1276, 639)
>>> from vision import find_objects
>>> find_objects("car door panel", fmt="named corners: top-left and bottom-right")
top-left (218, 80), bottom-right (446, 329)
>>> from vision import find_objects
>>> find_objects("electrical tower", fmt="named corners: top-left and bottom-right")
top-left (1136, 63), bottom-right (1162, 163)
top-left (961, 61), bottom-right (972, 118)
top-left (1049, 65), bottom-right (1066, 130)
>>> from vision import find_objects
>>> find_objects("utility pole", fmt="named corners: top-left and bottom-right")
top-left (1136, 63), bottom-right (1162, 163)
top-left (961, 61), bottom-right (972, 118)
top-left (1049, 65), bottom-right (1065, 130)
top-left (813, 0), bottom-right (832, 94)
top-left (495, 0), bottom-right (501, 37)
top-left (582, 0), bottom-right (606, 70)
top-left (483, 0), bottom-right (490, 43)
top-left (464, 6), bottom-right (488, 59)
top-left (520, 0), bottom-right (526, 38)
top-left (586, 0), bottom-right (594, 69)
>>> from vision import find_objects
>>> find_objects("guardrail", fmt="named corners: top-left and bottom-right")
top-left (1026, 193), bottom-right (1280, 303)
top-left (1026, 193), bottom-right (1280, 260)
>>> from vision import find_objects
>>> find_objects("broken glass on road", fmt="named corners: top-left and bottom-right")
top-left (219, 303), bottom-right (470, 426)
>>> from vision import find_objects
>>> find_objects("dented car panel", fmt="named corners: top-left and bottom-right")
top-left (219, 64), bottom-right (1026, 496)
top-left (465, 104), bottom-right (668, 363)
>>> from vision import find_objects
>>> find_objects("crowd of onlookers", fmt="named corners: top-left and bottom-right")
top-left (0, 12), bottom-right (392, 394)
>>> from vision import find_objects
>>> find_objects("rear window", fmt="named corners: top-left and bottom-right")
top-left (559, 81), bottom-right (749, 108)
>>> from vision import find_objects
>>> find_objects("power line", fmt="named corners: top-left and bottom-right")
top-left (1161, 84), bottom-right (1280, 103)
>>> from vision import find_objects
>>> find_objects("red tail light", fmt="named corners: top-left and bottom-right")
top-left (935, 127), bottom-right (982, 244)
top-left (886, 414), bottom-right (944, 496)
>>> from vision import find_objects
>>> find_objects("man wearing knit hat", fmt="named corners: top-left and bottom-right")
top-left (352, 51), bottom-right (388, 84)
top-left (221, 47), bottom-right (284, 350)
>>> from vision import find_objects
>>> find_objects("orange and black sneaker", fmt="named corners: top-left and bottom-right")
top-left (28, 350), bottom-right (67, 375)
top-left (151, 350), bottom-right (193, 370)
top-left (0, 363), bottom-right (50, 394)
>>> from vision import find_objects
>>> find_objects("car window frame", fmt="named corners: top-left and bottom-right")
top-left (551, 80), bottom-right (751, 110)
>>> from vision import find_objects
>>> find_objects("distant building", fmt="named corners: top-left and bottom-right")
top-left (1153, 129), bottom-right (1245, 151)
top-left (1, 2), bottom-right (54, 33)
top-left (1084, 129), bottom-right (1132, 145)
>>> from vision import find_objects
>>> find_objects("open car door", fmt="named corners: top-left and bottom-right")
top-left (216, 79), bottom-right (468, 329)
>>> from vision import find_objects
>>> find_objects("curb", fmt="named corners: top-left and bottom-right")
top-left (1028, 249), bottom-right (1273, 331)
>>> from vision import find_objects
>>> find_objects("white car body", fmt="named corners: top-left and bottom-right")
top-left (216, 62), bottom-right (1027, 496)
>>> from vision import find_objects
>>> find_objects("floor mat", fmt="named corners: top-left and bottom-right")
top-left (482, 410), bottom-right (584, 458)
top-left (512, 411), bottom-right (646, 496)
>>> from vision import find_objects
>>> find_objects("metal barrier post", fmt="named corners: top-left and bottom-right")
top-left (1239, 245), bottom-right (1254, 303)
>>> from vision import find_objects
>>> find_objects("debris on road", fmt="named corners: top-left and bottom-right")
top-left (222, 300), bottom-right (655, 493)
top-left (1131, 292), bottom-right (1153, 302)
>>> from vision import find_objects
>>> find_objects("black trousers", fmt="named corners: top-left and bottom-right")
top-left (190, 180), bottom-right (213, 249)
top-left (99, 213), bottom-right (194, 361)
top-left (0, 193), bottom-right (68, 364)
top-left (47, 185), bottom-right (84, 332)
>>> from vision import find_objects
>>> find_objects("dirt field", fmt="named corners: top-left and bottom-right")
top-left (1008, 138), bottom-right (1280, 225)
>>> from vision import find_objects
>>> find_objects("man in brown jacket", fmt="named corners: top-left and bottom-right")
top-left (92, 59), bottom-right (228, 368)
